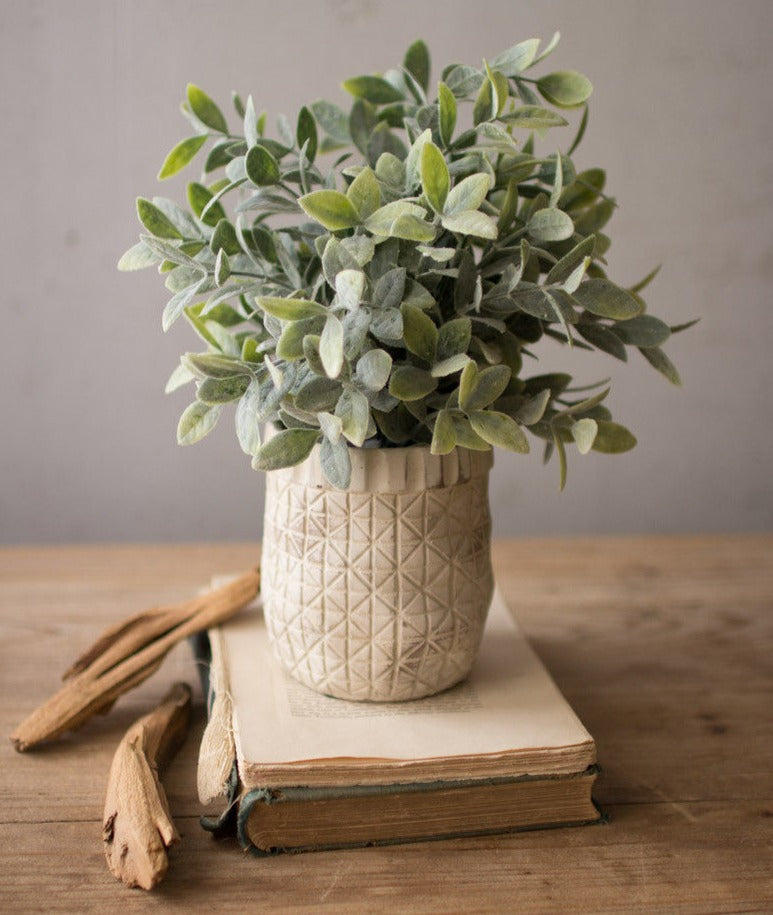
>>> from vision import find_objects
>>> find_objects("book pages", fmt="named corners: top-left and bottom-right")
top-left (208, 582), bottom-right (595, 788)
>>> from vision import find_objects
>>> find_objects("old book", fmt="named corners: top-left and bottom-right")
top-left (196, 584), bottom-right (600, 854)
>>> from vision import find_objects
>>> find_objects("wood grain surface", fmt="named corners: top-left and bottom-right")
top-left (1, 536), bottom-right (771, 913)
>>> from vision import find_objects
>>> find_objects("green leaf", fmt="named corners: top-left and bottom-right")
top-left (177, 401), bottom-right (221, 445)
top-left (299, 190), bottom-right (360, 231)
top-left (245, 144), bottom-right (280, 186)
top-left (404, 39), bottom-right (430, 93)
top-left (491, 38), bottom-right (540, 76)
top-left (186, 84), bottom-right (228, 133)
top-left (591, 420), bottom-right (637, 453)
top-left (469, 411), bottom-right (529, 453)
top-left (252, 428), bottom-right (319, 471)
top-left (356, 349), bottom-right (392, 391)
top-left (573, 279), bottom-right (643, 320)
top-left (501, 106), bottom-right (568, 129)
top-left (296, 378), bottom-right (341, 412)
top-left (444, 173), bottom-right (491, 217)
top-left (343, 75), bottom-right (404, 104)
top-left (214, 248), bottom-right (230, 286)
top-left (210, 218), bottom-right (241, 256)
top-left (438, 82), bottom-right (457, 146)
top-left (296, 106), bottom-right (318, 162)
top-left (257, 296), bottom-right (327, 321)
top-left (319, 313), bottom-right (344, 378)
top-left (336, 387), bottom-right (370, 446)
top-left (571, 417), bottom-right (597, 454)
top-left (629, 264), bottom-right (661, 294)
top-left (527, 207), bottom-right (574, 242)
top-left (639, 345), bottom-right (681, 385)
top-left (546, 236), bottom-right (596, 285)
top-left (421, 141), bottom-right (450, 214)
top-left (117, 241), bottom-right (158, 271)
top-left (183, 352), bottom-right (250, 379)
top-left (401, 303), bottom-right (438, 363)
top-left (187, 182), bottom-right (226, 227)
top-left (165, 361), bottom-right (195, 394)
top-left (276, 316), bottom-right (325, 361)
top-left (310, 100), bottom-right (352, 144)
top-left (431, 354), bottom-right (470, 377)
top-left (158, 135), bottom-right (208, 180)
top-left (472, 76), bottom-right (494, 125)
top-left (197, 374), bottom-right (249, 404)
top-left (136, 198), bottom-right (183, 239)
top-left (536, 71), bottom-right (593, 109)
top-left (235, 378), bottom-right (262, 456)
top-left (364, 200), bottom-right (427, 236)
top-left (431, 409), bottom-right (456, 455)
top-left (441, 210), bottom-right (497, 239)
top-left (389, 214), bottom-right (436, 242)
top-left (612, 315), bottom-right (671, 347)
top-left (515, 389), bottom-right (551, 425)
top-left (346, 167), bottom-right (381, 219)
top-left (319, 435), bottom-right (351, 488)
top-left (552, 426), bottom-right (568, 490)
top-left (389, 365), bottom-right (437, 402)
top-left (450, 414), bottom-right (490, 451)
top-left (459, 363), bottom-right (511, 412)
top-left (437, 317), bottom-right (471, 360)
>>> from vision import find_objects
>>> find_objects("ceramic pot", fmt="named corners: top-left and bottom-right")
top-left (261, 444), bottom-right (494, 701)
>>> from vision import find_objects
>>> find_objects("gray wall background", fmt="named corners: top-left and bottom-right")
top-left (2, 0), bottom-right (771, 543)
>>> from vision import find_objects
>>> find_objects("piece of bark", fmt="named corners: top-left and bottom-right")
top-left (11, 567), bottom-right (260, 751)
top-left (103, 682), bottom-right (192, 890)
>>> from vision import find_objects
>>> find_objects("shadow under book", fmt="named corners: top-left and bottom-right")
top-left (194, 585), bottom-right (601, 854)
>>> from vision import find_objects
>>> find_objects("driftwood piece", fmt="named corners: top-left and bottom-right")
top-left (103, 682), bottom-right (192, 890)
top-left (11, 567), bottom-right (260, 751)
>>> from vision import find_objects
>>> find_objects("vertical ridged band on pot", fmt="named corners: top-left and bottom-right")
top-left (261, 445), bottom-right (494, 701)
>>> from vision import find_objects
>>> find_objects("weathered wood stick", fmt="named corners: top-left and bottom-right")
top-left (103, 681), bottom-right (192, 891)
top-left (10, 567), bottom-right (260, 751)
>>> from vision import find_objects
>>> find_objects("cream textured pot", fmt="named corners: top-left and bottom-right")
top-left (260, 444), bottom-right (494, 702)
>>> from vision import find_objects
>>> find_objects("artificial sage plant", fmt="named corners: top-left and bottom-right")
top-left (120, 34), bottom-right (692, 489)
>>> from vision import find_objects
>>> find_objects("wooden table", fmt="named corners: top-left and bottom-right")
top-left (2, 536), bottom-right (771, 913)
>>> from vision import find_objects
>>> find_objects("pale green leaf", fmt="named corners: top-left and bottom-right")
top-left (459, 363), bottom-right (510, 411)
top-left (299, 190), bottom-right (360, 231)
top-left (165, 361), bottom-right (195, 394)
top-left (536, 71), bottom-right (593, 109)
top-left (591, 420), bottom-right (637, 453)
top-left (320, 313), bottom-right (344, 378)
top-left (420, 141), bottom-right (450, 213)
top-left (613, 315), bottom-right (671, 347)
top-left (437, 316), bottom-right (471, 359)
top-left (444, 173), bottom-right (491, 217)
top-left (501, 106), bottom-right (568, 129)
top-left (573, 279), bottom-right (644, 320)
top-left (527, 207), bottom-right (574, 242)
top-left (389, 213), bottom-right (437, 242)
top-left (117, 241), bottom-right (158, 271)
top-left (431, 353), bottom-right (470, 377)
top-left (319, 435), bottom-right (351, 488)
top-left (431, 409), bottom-right (456, 455)
top-left (343, 75), bottom-right (404, 104)
top-left (469, 410), bottom-right (529, 453)
top-left (235, 378), bottom-right (262, 455)
top-left (356, 349), bottom-right (392, 391)
top-left (317, 411), bottom-right (343, 444)
top-left (336, 387), bottom-right (370, 446)
top-left (441, 210), bottom-right (497, 239)
top-left (346, 167), bottom-right (381, 219)
top-left (252, 428), bottom-right (319, 470)
top-left (491, 38), bottom-right (540, 76)
top-left (310, 100), bottom-right (352, 144)
top-left (257, 296), bottom-right (327, 321)
top-left (197, 375), bottom-right (249, 404)
top-left (364, 200), bottom-right (427, 236)
top-left (335, 269), bottom-right (367, 311)
top-left (177, 401), bottom-right (221, 445)
top-left (571, 417), bottom-right (597, 454)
